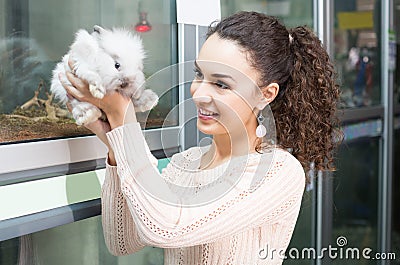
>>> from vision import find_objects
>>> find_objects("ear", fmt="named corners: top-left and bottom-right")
top-left (255, 82), bottom-right (279, 110)
top-left (93, 25), bottom-right (105, 34)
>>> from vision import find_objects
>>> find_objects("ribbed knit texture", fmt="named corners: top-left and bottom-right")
top-left (102, 122), bottom-right (305, 265)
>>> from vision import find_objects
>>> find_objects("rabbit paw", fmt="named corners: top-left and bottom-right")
top-left (89, 83), bottom-right (105, 99)
top-left (133, 89), bottom-right (159, 112)
top-left (73, 104), bottom-right (102, 125)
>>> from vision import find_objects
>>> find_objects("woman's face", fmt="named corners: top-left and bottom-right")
top-left (190, 34), bottom-right (264, 138)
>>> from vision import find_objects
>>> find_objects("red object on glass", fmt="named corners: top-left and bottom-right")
top-left (135, 12), bottom-right (152, 32)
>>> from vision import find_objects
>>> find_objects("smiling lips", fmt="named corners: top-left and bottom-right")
top-left (198, 108), bottom-right (218, 120)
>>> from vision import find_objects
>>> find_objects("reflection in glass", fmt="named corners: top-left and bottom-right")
top-left (0, 0), bottom-right (177, 144)
top-left (334, 0), bottom-right (381, 108)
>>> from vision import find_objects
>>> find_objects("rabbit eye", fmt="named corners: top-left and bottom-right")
top-left (115, 62), bottom-right (121, 69)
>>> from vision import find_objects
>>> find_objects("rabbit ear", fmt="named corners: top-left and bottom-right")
top-left (93, 25), bottom-right (104, 34)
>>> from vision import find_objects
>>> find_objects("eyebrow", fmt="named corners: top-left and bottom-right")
top-left (194, 60), bottom-right (236, 83)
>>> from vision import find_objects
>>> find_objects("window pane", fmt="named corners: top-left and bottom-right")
top-left (0, 216), bottom-right (164, 264)
top-left (395, 0), bottom-right (400, 106)
top-left (332, 133), bottom-right (380, 265)
top-left (393, 0), bottom-right (400, 258)
top-left (334, 0), bottom-right (382, 108)
top-left (284, 194), bottom-right (313, 265)
top-left (0, 0), bottom-right (177, 144)
top-left (221, 0), bottom-right (313, 28)
top-left (393, 117), bottom-right (400, 260)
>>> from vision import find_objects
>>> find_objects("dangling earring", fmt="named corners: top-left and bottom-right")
top-left (256, 112), bottom-right (267, 138)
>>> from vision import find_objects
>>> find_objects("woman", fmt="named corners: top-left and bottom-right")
top-left (63, 11), bottom-right (340, 265)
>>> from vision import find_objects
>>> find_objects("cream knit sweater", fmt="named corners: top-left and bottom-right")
top-left (102, 122), bottom-right (305, 265)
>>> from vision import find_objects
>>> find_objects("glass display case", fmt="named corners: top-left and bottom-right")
top-left (0, 0), bottom-right (179, 183)
top-left (0, 0), bottom-right (177, 144)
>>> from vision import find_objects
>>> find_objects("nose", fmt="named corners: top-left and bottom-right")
top-left (120, 79), bottom-right (129, 88)
top-left (191, 80), bottom-right (213, 104)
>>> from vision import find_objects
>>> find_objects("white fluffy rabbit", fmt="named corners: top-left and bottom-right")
top-left (51, 25), bottom-right (158, 125)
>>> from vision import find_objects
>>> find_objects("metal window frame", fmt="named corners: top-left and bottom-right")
top-left (0, 126), bottom-right (181, 186)
top-left (379, 0), bottom-right (393, 263)
top-left (314, 1), bottom-right (334, 265)
top-left (178, 23), bottom-right (209, 151)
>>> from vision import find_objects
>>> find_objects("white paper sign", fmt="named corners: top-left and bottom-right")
top-left (176, 0), bottom-right (221, 26)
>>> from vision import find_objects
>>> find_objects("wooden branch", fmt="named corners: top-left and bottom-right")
top-left (20, 80), bottom-right (44, 110)
top-left (4, 114), bottom-right (45, 122)
top-left (14, 80), bottom-right (72, 121)
top-left (4, 114), bottom-right (32, 120)
top-left (43, 92), bottom-right (58, 121)
top-left (20, 90), bottom-right (40, 109)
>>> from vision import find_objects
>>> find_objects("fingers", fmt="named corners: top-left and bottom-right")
top-left (66, 84), bottom-right (85, 100)
top-left (58, 71), bottom-right (89, 98)
top-left (65, 71), bottom-right (88, 92)
top-left (68, 58), bottom-right (76, 73)
top-left (58, 73), bottom-right (85, 100)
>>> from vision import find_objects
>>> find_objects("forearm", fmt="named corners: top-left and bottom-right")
top-left (101, 163), bottom-right (145, 255)
top-left (107, 150), bottom-right (117, 166)
top-left (105, 98), bottom-right (137, 130)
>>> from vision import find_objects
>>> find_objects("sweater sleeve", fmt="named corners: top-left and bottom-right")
top-left (101, 155), bottom-right (157, 255)
top-left (106, 122), bottom-right (305, 248)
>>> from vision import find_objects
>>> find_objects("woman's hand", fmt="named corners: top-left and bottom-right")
top-left (64, 100), bottom-right (117, 165)
top-left (60, 71), bottom-right (136, 129)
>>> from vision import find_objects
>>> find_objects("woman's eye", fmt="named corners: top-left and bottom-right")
top-left (193, 68), bottom-right (203, 79)
top-left (115, 62), bottom-right (121, 69)
top-left (214, 81), bottom-right (230, 90)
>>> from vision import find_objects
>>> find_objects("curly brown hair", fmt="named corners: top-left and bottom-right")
top-left (207, 11), bottom-right (342, 172)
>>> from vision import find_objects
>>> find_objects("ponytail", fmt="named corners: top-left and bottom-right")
top-left (270, 26), bottom-right (342, 171)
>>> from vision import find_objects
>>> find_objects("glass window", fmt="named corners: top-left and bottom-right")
top-left (395, 0), bottom-right (400, 106)
top-left (392, 117), bottom-right (400, 259)
top-left (332, 131), bottom-right (380, 264)
top-left (392, 0), bottom-right (400, 259)
top-left (334, 0), bottom-right (382, 108)
top-left (0, 0), bottom-right (178, 144)
top-left (284, 194), bottom-right (313, 265)
top-left (221, 0), bottom-right (313, 28)
top-left (0, 216), bottom-right (164, 265)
